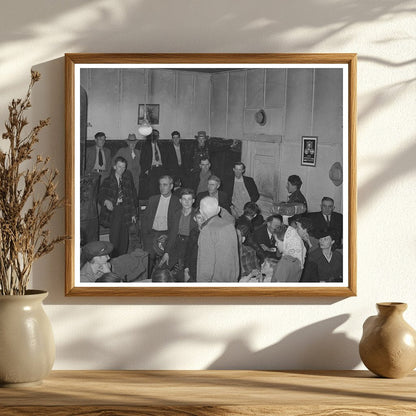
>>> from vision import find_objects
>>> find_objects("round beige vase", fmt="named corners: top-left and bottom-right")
top-left (359, 302), bottom-right (416, 378)
top-left (0, 290), bottom-right (55, 387)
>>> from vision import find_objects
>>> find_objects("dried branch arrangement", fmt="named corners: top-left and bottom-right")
top-left (0, 71), bottom-right (66, 295)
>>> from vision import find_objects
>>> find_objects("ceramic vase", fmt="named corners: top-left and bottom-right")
top-left (359, 302), bottom-right (416, 378)
top-left (0, 290), bottom-right (55, 387)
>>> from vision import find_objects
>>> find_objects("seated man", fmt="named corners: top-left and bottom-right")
top-left (308, 197), bottom-right (343, 248)
top-left (252, 214), bottom-right (283, 262)
top-left (195, 175), bottom-right (231, 213)
top-left (141, 175), bottom-right (181, 276)
top-left (223, 162), bottom-right (260, 218)
top-left (80, 241), bottom-right (118, 283)
top-left (81, 241), bottom-right (148, 283)
top-left (236, 224), bottom-right (260, 280)
top-left (197, 197), bottom-right (239, 282)
top-left (159, 188), bottom-right (199, 282)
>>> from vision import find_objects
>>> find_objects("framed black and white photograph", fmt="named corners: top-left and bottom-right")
top-left (301, 136), bottom-right (318, 167)
top-left (65, 53), bottom-right (357, 297)
top-left (138, 104), bottom-right (159, 125)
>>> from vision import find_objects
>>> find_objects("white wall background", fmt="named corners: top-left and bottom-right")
top-left (0, 0), bottom-right (415, 370)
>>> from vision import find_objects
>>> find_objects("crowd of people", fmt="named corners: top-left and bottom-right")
top-left (80, 129), bottom-right (343, 284)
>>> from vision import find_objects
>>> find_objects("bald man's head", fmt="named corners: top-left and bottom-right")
top-left (199, 196), bottom-right (220, 220)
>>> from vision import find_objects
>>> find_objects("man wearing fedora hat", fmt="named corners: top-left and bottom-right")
top-left (191, 130), bottom-right (238, 175)
top-left (113, 133), bottom-right (141, 196)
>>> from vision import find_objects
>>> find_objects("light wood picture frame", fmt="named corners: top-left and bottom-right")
top-left (65, 53), bottom-right (357, 297)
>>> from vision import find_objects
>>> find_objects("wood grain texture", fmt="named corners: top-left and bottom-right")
top-left (0, 370), bottom-right (415, 415)
top-left (65, 53), bottom-right (357, 297)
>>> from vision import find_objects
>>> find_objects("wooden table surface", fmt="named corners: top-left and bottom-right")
top-left (1, 370), bottom-right (415, 415)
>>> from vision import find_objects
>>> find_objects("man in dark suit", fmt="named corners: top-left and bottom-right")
top-left (85, 131), bottom-right (112, 177)
top-left (165, 131), bottom-right (191, 185)
top-left (308, 197), bottom-right (343, 248)
top-left (187, 157), bottom-right (214, 195)
top-left (139, 129), bottom-right (167, 199)
top-left (223, 162), bottom-right (260, 218)
top-left (195, 175), bottom-right (231, 213)
top-left (252, 214), bottom-right (283, 263)
top-left (141, 175), bottom-right (181, 275)
top-left (98, 157), bottom-right (137, 257)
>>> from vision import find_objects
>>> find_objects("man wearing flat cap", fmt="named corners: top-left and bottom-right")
top-left (113, 134), bottom-right (141, 197)
top-left (80, 241), bottom-right (115, 282)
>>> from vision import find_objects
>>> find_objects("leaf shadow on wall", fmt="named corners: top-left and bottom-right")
top-left (52, 308), bottom-right (359, 371)
top-left (0, 0), bottom-right (414, 97)
top-left (207, 314), bottom-right (360, 370)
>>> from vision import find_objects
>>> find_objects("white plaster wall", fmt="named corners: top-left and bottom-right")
top-left (0, 0), bottom-right (415, 370)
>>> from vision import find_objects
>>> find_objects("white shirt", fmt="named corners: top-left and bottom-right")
top-left (93, 147), bottom-right (106, 171)
top-left (151, 142), bottom-right (162, 167)
top-left (152, 194), bottom-right (171, 231)
top-left (282, 226), bottom-right (307, 268)
top-left (232, 177), bottom-right (250, 217)
top-left (173, 144), bottom-right (182, 166)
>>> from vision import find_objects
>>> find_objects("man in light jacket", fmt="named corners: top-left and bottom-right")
top-left (197, 197), bottom-right (239, 283)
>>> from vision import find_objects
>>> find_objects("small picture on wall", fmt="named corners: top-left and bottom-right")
top-left (301, 136), bottom-right (318, 167)
top-left (138, 104), bottom-right (160, 125)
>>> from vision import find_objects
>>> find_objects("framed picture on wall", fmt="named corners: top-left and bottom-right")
top-left (138, 104), bottom-right (160, 125)
top-left (65, 53), bottom-right (357, 297)
top-left (301, 136), bottom-right (318, 167)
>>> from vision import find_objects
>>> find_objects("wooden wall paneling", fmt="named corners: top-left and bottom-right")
top-left (149, 70), bottom-right (176, 138)
top-left (313, 68), bottom-right (344, 144)
top-left (176, 71), bottom-right (195, 138)
top-left (88, 68), bottom-right (120, 139)
top-left (245, 69), bottom-right (265, 109)
top-left (120, 68), bottom-right (145, 140)
top-left (247, 139), bottom-right (281, 216)
top-left (227, 70), bottom-right (245, 140)
top-left (210, 73), bottom-right (228, 137)
top-left (192, 73), bottom-right (210, 136)
top-left (284, 68), bottom-right (314, 142)
top-left (265, 68), bottom-right (286, 108)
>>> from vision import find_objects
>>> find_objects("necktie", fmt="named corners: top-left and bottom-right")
top-left (270, 235), bottom-right (276, 247)
top-left (98, 149), bottom-right (103, 166)
top-left (155, 144), bottom-right (160, 162)
top-left (326, 215), bottom-right (330, 226)
top-left (117, 177), bottom-right (123, 203)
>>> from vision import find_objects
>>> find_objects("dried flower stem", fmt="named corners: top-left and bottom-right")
top-left (0, 71), bottom-right (66, 295)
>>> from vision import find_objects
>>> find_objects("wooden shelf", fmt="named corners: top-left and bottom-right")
top-left (1, 370), bottom-right (415, 415)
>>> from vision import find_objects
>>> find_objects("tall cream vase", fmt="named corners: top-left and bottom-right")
top-left (0, 290), bottom-right (55, 386)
